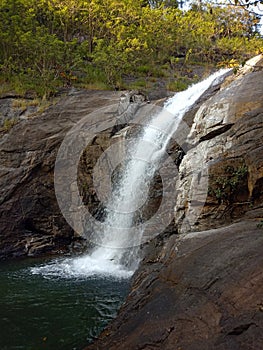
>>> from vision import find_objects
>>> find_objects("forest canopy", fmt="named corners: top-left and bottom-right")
top-left (0, 0), bottom-right (262, 97)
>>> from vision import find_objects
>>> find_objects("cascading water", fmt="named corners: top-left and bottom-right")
top-left (31, 68), bottom-right (230, 279)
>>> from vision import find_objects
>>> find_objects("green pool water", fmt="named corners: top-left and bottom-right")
top-left (0, 257), bottom-right (130, 350)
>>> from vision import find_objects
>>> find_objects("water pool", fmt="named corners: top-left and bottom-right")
top-left (0, 257), bottom-right (130, 350)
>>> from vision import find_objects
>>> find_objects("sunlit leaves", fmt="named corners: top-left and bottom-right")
top-left (0, 0), bottom-right (262, 94)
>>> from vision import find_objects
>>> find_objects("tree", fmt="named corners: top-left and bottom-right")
top-left (147, 0), bottom-right (179, 7)
top-left (0, 0), bottom-right (262, 96)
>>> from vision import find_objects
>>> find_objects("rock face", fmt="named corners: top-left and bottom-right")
top-left (175, 55), bottom-right (263, 233)
top-left (86, 220), bottom-right (263, 350)
top-left (0, 89), bottom-right (146, 259)
top-left (85, 55), bottom-right (263, 349)
top-left (1, 55), bottom-right (263, 349)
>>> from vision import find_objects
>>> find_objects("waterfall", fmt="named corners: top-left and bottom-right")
top-left (31, 69), bottom-right (230, 279)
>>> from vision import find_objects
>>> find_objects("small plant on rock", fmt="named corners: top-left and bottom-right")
top-left (208, 164), bottom-right (248, 203)
top-left (1, 118), bottom-right (18, 133)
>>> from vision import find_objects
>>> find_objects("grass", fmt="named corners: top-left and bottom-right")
top-left (1, 118), bottom-right (18, 133)
top-left (77, 81), bottom-right (111, 90)
top-left (127, 79), bottom-right (148, 90)
top-left (167, 79), bottom-right (189, 92)
top-left (11, 97), bottom-right (54, 117)
top-left (12, 98), bottom-right (40, 109)
top-left (0, 59), bottom-right (223, 104)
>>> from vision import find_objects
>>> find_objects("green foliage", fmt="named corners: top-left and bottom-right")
top-left (148, 0), bottom-right (179, 7)
top-left (167, 77), bottom-right (191, 91)
top-left (1, 118), bottom-right (18, 133)
top-left (0, 0), bottom-right (262, 96)
top-left (137, 65), bottom-right (152, 75)
top-left (127, 79), bottom-right (148, 90)
top-left (208, 164), bottom-right (248, 203)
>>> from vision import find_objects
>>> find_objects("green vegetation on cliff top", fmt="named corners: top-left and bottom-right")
top-left (0, 0), bottom-right (262, 98)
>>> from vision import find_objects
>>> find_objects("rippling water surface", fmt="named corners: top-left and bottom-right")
top-left (0, 257), bottom-right (130, 350)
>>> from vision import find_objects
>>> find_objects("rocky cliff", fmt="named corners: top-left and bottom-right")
top-left (0, 55), bottom-right (262, 349)
top-left (0, 89), bottom-right (146, 259)
top-left (85, 55), bottom-right (263, 349)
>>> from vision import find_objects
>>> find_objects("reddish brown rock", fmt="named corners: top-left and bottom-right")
top-left (85, 219), bottom-right (263, 350)
top-left (85, 55), bottom-right (263, 350)
top-left (0, 90), bottom-right (146, 259)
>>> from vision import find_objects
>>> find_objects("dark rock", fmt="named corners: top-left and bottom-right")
top-left (85, 55), bottom-right (263, 350)
top-left (147, 81), bottom-right (169, 101)
top-left (0, 90), bottom-right (145, 260)
top-left (85, 220), bottom-right (263, 350)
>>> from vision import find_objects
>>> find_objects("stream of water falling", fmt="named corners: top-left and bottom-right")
top-left (31, 68), bottom-right (230, 280)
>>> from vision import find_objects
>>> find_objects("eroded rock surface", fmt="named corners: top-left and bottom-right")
top-left (86, 220), bottom-right (263, 350)
top-left (85, 55), bottom-right (263, 350)
top-left (175, 55), bottom-right (263, 233)
top-left (0, 89), bottom-right (146, 259)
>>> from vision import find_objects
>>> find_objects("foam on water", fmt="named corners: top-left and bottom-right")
top-left (30, 254), bottom-right (134, 279)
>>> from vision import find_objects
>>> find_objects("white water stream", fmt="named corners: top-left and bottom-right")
top-left (31, 69), bottom-right (230, 279)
